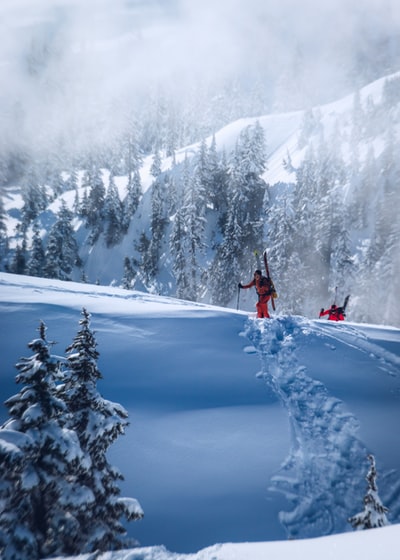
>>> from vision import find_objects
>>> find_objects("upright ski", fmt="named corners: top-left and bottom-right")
top-left (340, 295), bottom-right (350, 316)
top-left (253, 249), bottom-right (262, 271)
top-left (263, 249), bottom-right (277, 311)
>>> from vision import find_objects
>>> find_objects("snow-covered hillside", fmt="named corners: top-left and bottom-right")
top-left (2, 71), bottom-right (400, 328)
top-left (1, 272), bottom-right (400, 559)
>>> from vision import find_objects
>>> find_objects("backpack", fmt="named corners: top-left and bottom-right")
top-left (259, 276), bottom-right (273, 295)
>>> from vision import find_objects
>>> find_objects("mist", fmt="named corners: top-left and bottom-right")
top-left (1, 0), bottom-right (400, 155)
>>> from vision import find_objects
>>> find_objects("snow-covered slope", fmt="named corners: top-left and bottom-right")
top-left (1, 272), bottom-right (400, 559)
top-left (70, 525), bottom-right (400, 560)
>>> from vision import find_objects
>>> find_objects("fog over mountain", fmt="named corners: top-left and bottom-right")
top-left (1, 0), bottom-right (400, 154)
top-left (1, 0), bottom-right (400, 329)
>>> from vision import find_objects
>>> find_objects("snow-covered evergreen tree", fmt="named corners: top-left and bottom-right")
top-left (60, 308), bottom-right (143, 552)
top-left (121, 127), bottom-right (143, 180)
top-left (230, 123), bottom-right (266, 249)
top-left (126, 168), bottom-right (142, 221)
top-left (0, 321), bottom-right (86, 559)
top-left (44, 199), bottom-right (80, 280)
top-left (135, 231), bottom-right (153, 289)
top-left (122, 256), bottom-right (136, 289)
top-left (207, 136), bottom-right (228, 217)
top-left (65, 167), bottom-right (79, 193)
top-left (8, 235), bottom-right (27, 275)
top-left (46, 168), bottom-right (65, 199)
top-left (170, 205), bottom-right (189, 300)
top-left (149, 175), bottom-right (169, 280)
top-left (85, 164), bottom-right (106, 243)
top-left (348, 454), bottom-right (390, 530)
top-left (104, 174), bottom-right (124, 247)
top-left (27, 222), bottom-right (45, 277)
top-left (181, 155), bottom-right (204, 301)
top-left (150, 147), bottom-right (162, 178)
top-left (209, 188), bottom-right (243, 307)
top-left (20, 166), bottom-right (48, 229)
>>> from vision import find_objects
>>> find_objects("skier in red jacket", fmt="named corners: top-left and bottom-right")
top-left (319, 304), bottom-right (345, 321)
top-left (239, 270), bottom-right (273, 318)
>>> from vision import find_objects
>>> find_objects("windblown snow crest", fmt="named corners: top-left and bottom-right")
top-left (244, 316), bottom-right (370, 539)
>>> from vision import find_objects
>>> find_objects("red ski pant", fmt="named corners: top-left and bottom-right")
top-left (256, 299), bottom-right (270, 318)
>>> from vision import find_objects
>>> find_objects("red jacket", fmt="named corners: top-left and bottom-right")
top-left (319, 306), bottom-right (345, 321)
top-left (242, 276), bottom-right (272, 303)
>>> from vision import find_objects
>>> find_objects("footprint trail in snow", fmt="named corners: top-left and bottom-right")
top-left (244, 316), bottom-right (399, 539)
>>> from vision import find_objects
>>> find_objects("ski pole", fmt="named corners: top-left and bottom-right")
top-left (236, 285), bottom-right (240, 310)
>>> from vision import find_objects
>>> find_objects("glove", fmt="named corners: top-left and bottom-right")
top-left (238, 283), bottom-right (243, 289)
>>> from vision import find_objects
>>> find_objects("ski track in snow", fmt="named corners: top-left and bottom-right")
top-left (243, 316), bottom-right (400, 539)
top-left (309, 320), bottom-right (400, 377)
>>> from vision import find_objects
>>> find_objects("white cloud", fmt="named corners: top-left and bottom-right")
top-left (0, 0), bottom-right (399, 154)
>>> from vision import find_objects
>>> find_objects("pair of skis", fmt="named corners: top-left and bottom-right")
top-left (254, 249), bottom-right (277, 311)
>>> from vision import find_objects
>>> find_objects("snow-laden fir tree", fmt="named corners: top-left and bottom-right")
top-left (20, 166), bottom-right (48, 228)
top-left (59, 308), bottom-right (143, 552)
top-left (126, 168), bottom-right (142, 222)
top-left (229, 122), bottom-right (266, 259)
top-left (121, 126), bottom-right (143, 222)
top-left (122, 256), bottom-right (136, 290)
top-left (170, 205), bottom-right (189, 300)
top-left (0, 321), bottom-right (87, 559)
top-left (7, 233), bottom-right (27, 275)
top-left (104, 173), bottom-right (124, 247)
top-left (84, 163), bottom-right (106, 243)
top-left (150, 147), bottom-right (162, 178)
top-left (149, 175), bottom-right (169, 280)
top-left (348, 454), bottom-right (390, 530)
top-left (44, 199), bottom-right (80, 280)
top-left (136, 231), bottom-right (153, 289)
top-left (180, 154), bottom-right (204, 301)
top-left (209, 190), bottom-right (243, 307)
top-left (27, 222), bottom-right (45, 277)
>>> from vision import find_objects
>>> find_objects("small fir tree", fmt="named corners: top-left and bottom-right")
top-left (348, 454), bottom-right (390, 530)
top-left (60, 308), bottom-right (143, 552)
top-left (0, 322), bottom-right (86, 559)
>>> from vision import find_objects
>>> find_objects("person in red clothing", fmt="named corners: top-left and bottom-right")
top-left (319, 304), bottom-right (345, 321)
top-left (239, 270), bottom-right (273, 318)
